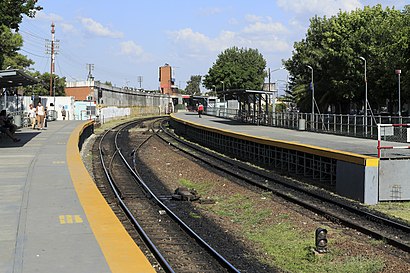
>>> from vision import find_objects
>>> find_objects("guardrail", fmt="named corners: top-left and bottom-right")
top-left (205, 107), bottom-right (410, 141)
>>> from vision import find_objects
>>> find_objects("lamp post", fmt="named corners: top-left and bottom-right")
top-left (306, 65), bottom-right (314, 118)
top-left (220, 81), bottom-right (225, 103)
top-left (359, 56), bottom-right (367, 135)
top-left (268, 67), bottom-right (284, 98)
top-left (395, 69), bottom-right (401, 117)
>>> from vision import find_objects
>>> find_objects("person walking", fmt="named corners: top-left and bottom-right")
top-left (197, 103), bottom-right (204, 118)
top-left (28, 104), bottom-right (37, 129)
top-left (61, 106), bottom-right (66, 120)
top-left (36, 101), bottom-right (45, 130)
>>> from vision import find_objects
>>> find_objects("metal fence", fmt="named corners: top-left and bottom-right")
top-left (205, 107), bottom-right (410, 142)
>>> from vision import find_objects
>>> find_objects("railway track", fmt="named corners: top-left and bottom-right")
top-left (158, 118), bottom-right (410, 255)
top-left (98, 117), bottom-right (240, 273)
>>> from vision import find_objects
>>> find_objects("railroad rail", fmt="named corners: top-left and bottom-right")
top-left (98, 117), bottom-right (240, 273)
top-left (159, 119), bottom-right (410, 254)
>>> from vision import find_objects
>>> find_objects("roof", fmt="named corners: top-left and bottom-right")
top-left (220, 89), bottom-right (274, 95)
top-left (0, 69), bottom-right (39, 88)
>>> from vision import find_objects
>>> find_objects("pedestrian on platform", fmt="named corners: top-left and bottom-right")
top-left (36, 102), bottom-right (45, 130)
top-left (0, 110), bottom-right (20, 142)
top-left (43, 106), bottom-right (48, 129)
top-left (61, 106), bottom-right (66, 120)
top-left (28, 104), bottom-right (37, 129)
top-left (197, 103), bottom-right (204, 118)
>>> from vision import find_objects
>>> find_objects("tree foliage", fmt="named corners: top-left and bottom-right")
top-left (0, 0), bottom-right (42, 30)
top-left (0, 0), bottom-right (41, 69)
top-left (185, 75), bottom-right (202, 95)
top-left (203, 47), bottom-right (267, 95)
top-left (284, 5), bottom-right (410, 114)
top-left (24, 72), bottom-right (66, 96)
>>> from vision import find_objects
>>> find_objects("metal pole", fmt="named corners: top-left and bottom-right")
top-left (307, 65), bottom-right (314, 126)
top-left (397, 70), bottom-right (401, 117)
top-left (359, 57), bottom-right (367, 135)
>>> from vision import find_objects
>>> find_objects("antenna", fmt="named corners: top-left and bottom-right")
top-left (137, 76), bottom-right (143, 89)
top-left (86, 64), bottom-right (94, 81)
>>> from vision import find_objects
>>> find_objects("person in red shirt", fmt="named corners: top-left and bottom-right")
top-left (197, 103), bottom-right (204, 118)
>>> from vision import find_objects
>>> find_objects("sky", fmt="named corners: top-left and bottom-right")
top-left (19, 0), bottom-right (407, 94)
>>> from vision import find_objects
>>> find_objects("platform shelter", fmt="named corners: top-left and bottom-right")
top-left (220, 89), bottom-right (274, 124)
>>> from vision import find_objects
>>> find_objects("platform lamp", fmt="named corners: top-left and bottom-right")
top-left (359, 56), bottom-right (367, 135)
top-left (306, 65), bottom-right (314, 122)
top-left (395, 69), bottom-right (401, 117)
top-left (220, 81), bottom-right (225, 102)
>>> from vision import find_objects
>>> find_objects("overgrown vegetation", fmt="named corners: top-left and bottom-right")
top-left (371, 202), bottom-right (410, 223)
top-left (179, 178), bottom-right (386, 272)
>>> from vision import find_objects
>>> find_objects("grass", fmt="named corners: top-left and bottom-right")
top-left (179, 178), bottom-right (212, 196)
top-left (192, 187), bottom-right (386, 273)
top-left (370, 201), bottom-right (410, 223)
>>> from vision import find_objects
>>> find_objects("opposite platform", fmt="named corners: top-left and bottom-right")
top-left (171, 112), bottom-right (410, 204)
top-left (173, 111), bottom-right (380, 157)
top-left (0, 121), bottom-right (154, 273)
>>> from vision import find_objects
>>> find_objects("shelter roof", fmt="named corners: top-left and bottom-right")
top-left (0, 69), bottom-right (39, 88)
top-left (221, 89), bottom-right (274, 95)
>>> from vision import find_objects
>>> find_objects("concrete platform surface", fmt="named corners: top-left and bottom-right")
top-left (0, 121), bottom-right (155, 273)
top-left (174, 112), bottom-right (393, 157)
top-left (0, 121), bottom-right (111, 273)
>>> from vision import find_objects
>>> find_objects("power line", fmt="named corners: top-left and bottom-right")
top-left (20, 48), bottom-right (48, 58)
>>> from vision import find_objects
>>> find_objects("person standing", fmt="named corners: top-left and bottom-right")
top-left (61, 106), bottom-right (66, 120)
top-left (36, 101), bottom-right (45, 130)
top-left (197, 103), bottom-right (204, 118)
top-left (28, 104), bottom-right (37, 129)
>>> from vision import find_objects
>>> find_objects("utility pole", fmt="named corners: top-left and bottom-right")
top-left (137, 76), bottom-right (143, 89)
top-left (86, 64), bottom-right (94, 81)
top-left (46, 23), bottom-right (57, 97)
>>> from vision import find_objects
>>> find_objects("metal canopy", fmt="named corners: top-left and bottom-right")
top-left (0, 69), bottom-right (39, 88)
top-left (220, 89), bottom-right (274, 95)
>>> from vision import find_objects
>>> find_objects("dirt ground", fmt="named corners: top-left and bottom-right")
top-left (82, 128), bottom-right (410, 272)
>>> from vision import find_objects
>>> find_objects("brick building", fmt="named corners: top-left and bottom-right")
top-left (159, 63), bottom-right (178, 95)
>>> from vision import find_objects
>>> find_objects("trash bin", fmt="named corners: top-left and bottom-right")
top-left (13, 115), bottom-right (22, 128)
top-left (298, 119), bottom-right (306, 131)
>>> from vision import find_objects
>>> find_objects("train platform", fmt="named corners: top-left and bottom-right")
top-left (171, 112), bottom-right (410, 204)
top-left (174, 111), bottom-right (380, 157)
top-left (0, 121), bottom-right (155, 273)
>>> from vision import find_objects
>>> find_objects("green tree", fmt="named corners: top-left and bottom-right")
top-left (284, 5), bottom-right (409, 114)
top-left (0, 0), bottom-right (41, 68)
top-left (185, 75), bottom-right (202, 95)
top-left (203, 47), bottom-right (267, 95)
top-left (25, 71), bottom-right (66, 96)
top-left (0, 0), bottom-right (42, 30)
top-left (0, 25), bottom-right (34, 69)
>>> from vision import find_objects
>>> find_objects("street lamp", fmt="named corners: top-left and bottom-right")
top-left (395, 69), bottom-right (401, 117)
top-left (220, 81), bottom-right (225, 102)
top-left (359, 56), bottom-right (367, 135)
top-left (268, 67), bottom-right (284, 92)
top-left (306, 65), bottom-right (314, 118)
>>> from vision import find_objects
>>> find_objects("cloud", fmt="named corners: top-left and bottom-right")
top-left (60, 23), bottom-right (75, 33)
top-left (80, 17), bottom-right (123, 38)
top-left (243, 21), bottom-right (288, 35)
top-left (33, 11), bottom-right (63, 22)
top-left (276, 0), bottom-right (362, 16)
top-left (120, 41), bottom-right (144, 57)
top-left (169, 15), bottom-right (291, 58)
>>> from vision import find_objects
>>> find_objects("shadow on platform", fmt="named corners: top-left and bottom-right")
top-left (0, 130), bottom-right (41, 148)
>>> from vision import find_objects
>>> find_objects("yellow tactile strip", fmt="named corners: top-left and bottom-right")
top-left (67, 121), bottom-right (155, 273)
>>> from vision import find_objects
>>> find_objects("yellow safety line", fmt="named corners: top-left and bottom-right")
top-left (170, 114), bottom-right (379, 167)
top-left (67, 121), bottom-right (155, 273)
